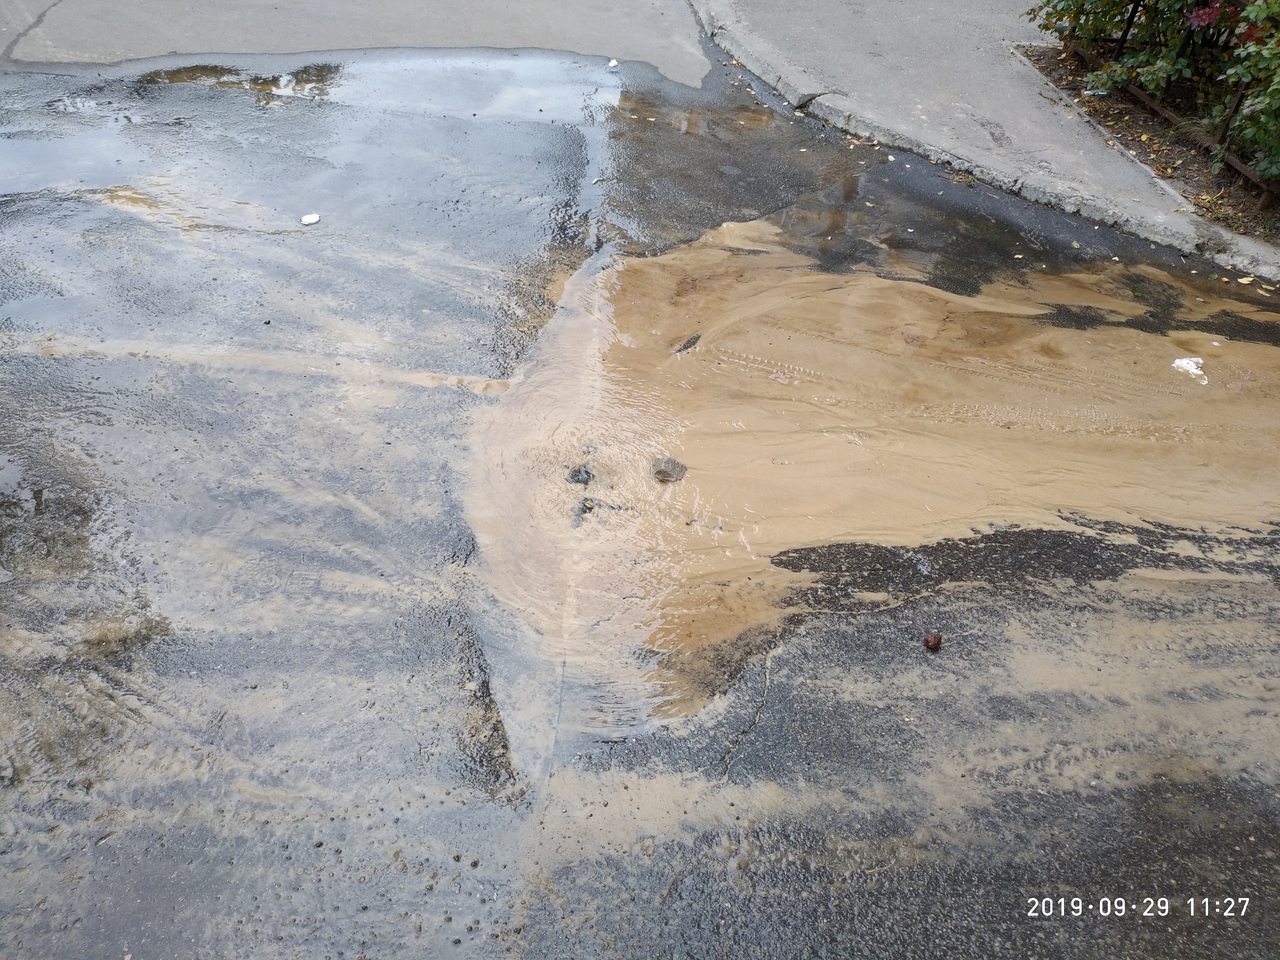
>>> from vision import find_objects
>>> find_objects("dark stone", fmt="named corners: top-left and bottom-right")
top-left (566, 464), bottom-right (595, 486)
top-left (651, 456), bottom-right (687, 483)
top-left (675, 332), bottom-right (701, 353)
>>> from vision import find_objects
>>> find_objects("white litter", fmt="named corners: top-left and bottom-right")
top-left (300, 213), bottom-right (320, 225)
top-left (608, 59), bottom-right (619, 68)
top-left (1172, 357), bottom-right (1208, 385)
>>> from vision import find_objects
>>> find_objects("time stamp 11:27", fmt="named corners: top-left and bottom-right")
top-left (1027, 897), bottom-right (1250, 918)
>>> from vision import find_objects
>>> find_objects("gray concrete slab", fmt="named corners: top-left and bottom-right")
top-left (1, 0), bottom-right (711, 87)
top-left (690, 0), bottom-right (1279, 278)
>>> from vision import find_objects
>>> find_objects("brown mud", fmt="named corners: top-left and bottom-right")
top-left (466, 213), bottom-right (1280, 720)
top-left (138, 62), bottom-right (343, 99)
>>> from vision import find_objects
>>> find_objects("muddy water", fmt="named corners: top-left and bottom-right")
top-left (461, 86), bottom-right (1280, 955)
top-left (469, 213), bottom-right (1280, 719)
top-left (2, 46), bottom-right (1279, 960)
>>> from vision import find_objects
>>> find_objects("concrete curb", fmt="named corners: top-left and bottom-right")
top-left (688, 0), bottom-right (1278, 280)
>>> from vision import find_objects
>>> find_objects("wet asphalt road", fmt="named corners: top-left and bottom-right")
top-left (1, 46), bottom-right (1279, 959)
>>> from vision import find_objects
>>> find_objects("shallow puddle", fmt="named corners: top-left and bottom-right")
top-left (2, 46), bottom-right (1278, 960)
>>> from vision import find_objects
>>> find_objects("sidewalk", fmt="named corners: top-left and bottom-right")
top-left (0, 0), bottom-right (711, 87)
top-left (689, 0), bottom-right (1278, 278)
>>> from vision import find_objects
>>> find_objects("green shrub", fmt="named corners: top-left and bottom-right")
top-left (1227, 2), bottom-right (1280, 178)
top-left (1027, 0), bottom-right (1280, 181)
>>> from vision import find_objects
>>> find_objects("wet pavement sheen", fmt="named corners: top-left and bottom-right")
top-left (1, 48), bottom-right (1278, 959)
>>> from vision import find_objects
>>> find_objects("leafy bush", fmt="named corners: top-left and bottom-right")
top-left (1028, 0), bottom-right (1280, 181)
top-left (1227, 2), bottom-right (1280, 177)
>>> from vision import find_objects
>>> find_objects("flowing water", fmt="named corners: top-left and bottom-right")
top-left (468, 162), bottom-right (1280, 732)
top-left (1, 48), bottom-right (1278, 959)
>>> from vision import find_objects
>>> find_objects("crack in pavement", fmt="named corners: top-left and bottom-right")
top-left (792, 91), bottom-right (826, 109)
top-left (720, 648), bottom-right (772, 782)
top-left (3, 0), bottom-right (64, 63)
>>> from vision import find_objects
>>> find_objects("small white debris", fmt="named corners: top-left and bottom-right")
top-left (300, 213), bottom-right (320, 225)
top-left (1172, 357), bottom-right (1208, 385)
top-left (608, 59), bottom-right (618, 67)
